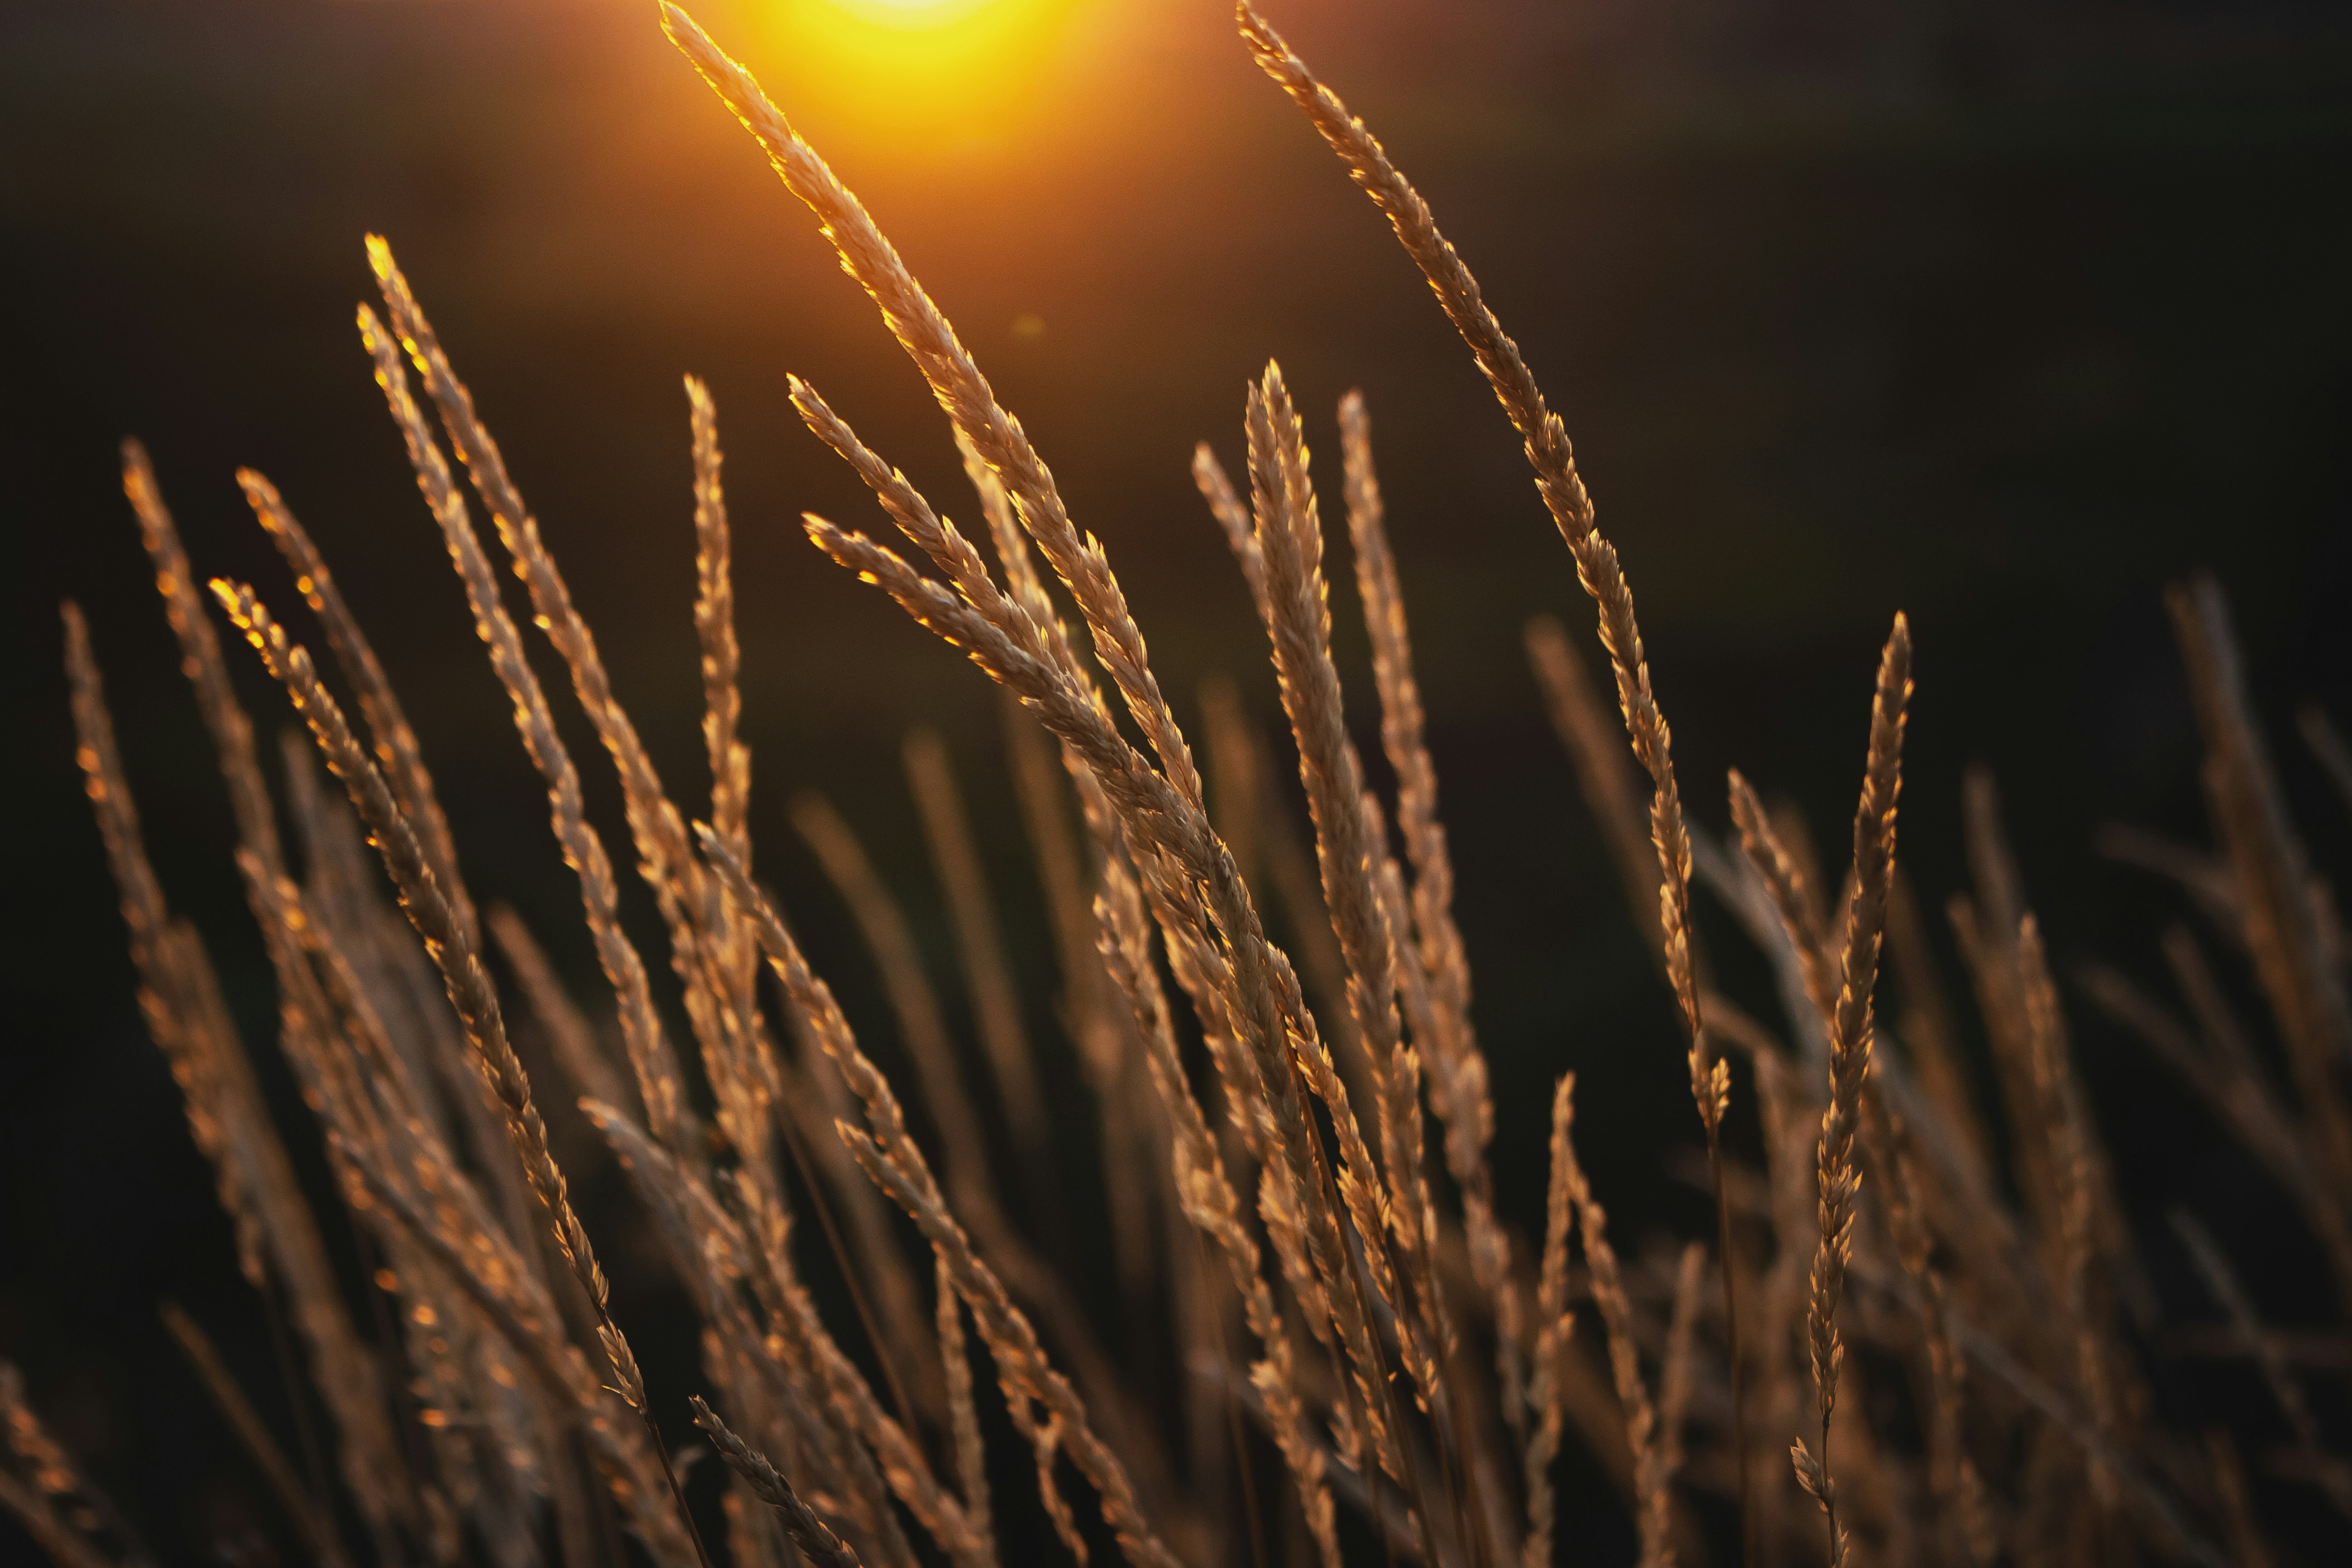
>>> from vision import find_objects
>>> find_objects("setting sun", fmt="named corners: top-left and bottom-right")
top-left (738, 0), bottom-right (1077, 142)
top-left (821, 0), bottom-right (994, 29)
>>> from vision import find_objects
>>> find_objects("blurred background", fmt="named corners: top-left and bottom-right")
top-left (5, 0), bottom-right (2351, 1559)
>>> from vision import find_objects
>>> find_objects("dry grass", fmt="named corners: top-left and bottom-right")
top-left (22, 5), bottom-right (2352, 1568)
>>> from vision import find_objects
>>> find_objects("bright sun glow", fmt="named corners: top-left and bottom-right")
top-left (822, 0), bottom-right (994, 29)
top-left (748, 0), bottom-right (1065, 145)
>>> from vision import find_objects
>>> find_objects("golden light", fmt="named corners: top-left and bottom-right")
top-left (821, 0), bottom-right (993, 29)
top-left (746, 0), bottom-right (1078, 145)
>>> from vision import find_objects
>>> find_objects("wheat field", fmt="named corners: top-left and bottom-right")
top-left (14, 5), bottom-right (2351, 1567)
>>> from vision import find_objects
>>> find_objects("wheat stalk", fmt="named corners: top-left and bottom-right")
top-left (1790, 616), bottom-right (1910, 1568)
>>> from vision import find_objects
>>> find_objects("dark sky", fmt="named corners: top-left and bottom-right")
top-left (5, 0), bottom-right (2352, 1559)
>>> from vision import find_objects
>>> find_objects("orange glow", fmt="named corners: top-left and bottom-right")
top-left (745, 0), bottom-right (1078, 144)
top-left (821, 0), bottom-right (993, 29)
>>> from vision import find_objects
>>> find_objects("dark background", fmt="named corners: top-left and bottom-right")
top-left (5, 0), bottom-right (2352, 1559)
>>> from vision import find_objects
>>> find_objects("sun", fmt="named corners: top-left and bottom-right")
top-left (740, 0), bottom-right (1067, 144)
top-left (820, 0), bottom-right (995, 30)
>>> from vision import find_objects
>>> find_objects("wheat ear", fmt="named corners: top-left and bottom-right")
top-left (672, 5), bottom-right (1404, 1520)
top-left (207, 579), bottom-right (712, 1568)
top-left (1230, 19), bottom-right (1743, 1534)
top-left (1791, 614), bottom-right (1911, 1568)
top-left (1243, 363), bottom-right (1440, 1401)
top-left (1522, 1078), bottom-right (1580, 1568)
top-left (239, 467), bottom-right (478, 951)
top-left (1552, 1075), bottom-right (1675, 1567)
top-left (1340, 388), bottom-right (1523, 1449)
top-left (693, 1398), bottom-right (862, 1568)
top-left (662, 3), bottom-right (1203, 813)
top-left (357, 300), bottom-right (695, 1156)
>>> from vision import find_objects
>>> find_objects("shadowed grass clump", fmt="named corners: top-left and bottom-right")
top-left (20, 6), bottom-right (2352, 1568)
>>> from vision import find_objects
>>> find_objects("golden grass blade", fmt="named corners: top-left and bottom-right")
top-left (1235, 2), bottom-right (1712, 1124)
top-left (358, 301), bottom-right (694, 1158)
top-left (1242, 362), bottom-right (1438, 1406)
top-left (1552, 1075), bottom-right (1674, 1568)
top-left (936, 1256), bottom-right (996, 1563)
top-left (1000, 694), bottom-right (1155, 1306)
top-left (1197, 676), bottom-right (1368, 1107)
top-left (662, 3), bottom-right (1205, 814)
top-left (239, 467), bottom-right (478, 952)
top-left (207, 578), bottom-right (711, 1568)
top-left (687, 374), bottom-right (750, 855)
top-left (692, 1398), bottom-right (863, 1568)
top-left (2018, 916), bottom-right (2122, 1513)
top-left (1340, 390), bottom-right (1523, 1447)
top-left (367, 241), bottom-right (714, 949)
top-left (1792, 614), bottom-right (1910, 1568)
top-left (685, 374), bottom-right (766, 1132)
top-left (1521, 1078), bottom-right (1579, 1568)
top-left (1193, 443), bottom-right (1270, 624)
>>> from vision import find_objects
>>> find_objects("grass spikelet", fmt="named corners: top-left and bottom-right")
top-left (936, 1255), bottom-right (996, 1560)
top-left (662, 2), bottom-right (1205, 814)
top-left (1235, 3), bottom-right (1713, 1135)
top-left (693, 1397), bottom-right (864, 1568)
top-left (1791, 614), bottom-right (1911, 1568)
top-left (1242, 362), bottom-right (1438, 1406)
top-left (1551, 1075), bottom-right (1675, 1568)
top-left (239, 467), bottom-right (478, 951)
top-left (358, 299), bottom-right (696, 1158)
top-left (1522, 1078), bottom-right (1580, 1568)
top-left (1340, 389), bottom-right (1521, 1450)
